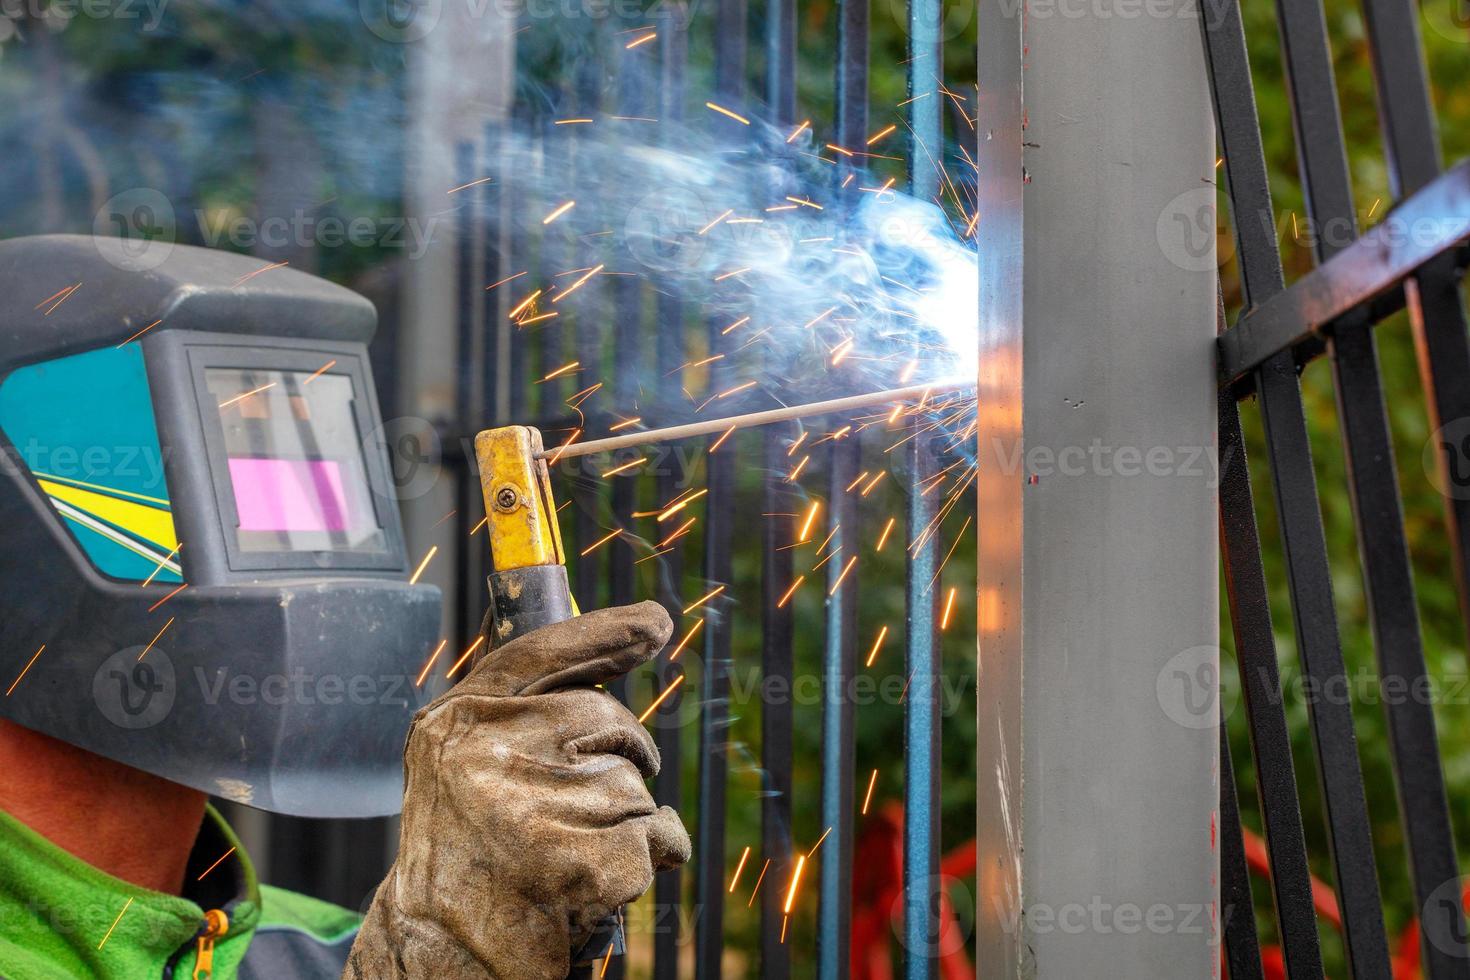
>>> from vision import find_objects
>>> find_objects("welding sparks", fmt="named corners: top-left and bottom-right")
top-left (609, 416), bottom-right (642, 431)
top-left (747, 859), bottom-right (772, 907)
top-left (788, 455), bottom-right (811, 481)
top-left (708, 425), bottom-right (737, 453)
top-left (797, 501), bottom-right (821, 542)
top-left (304, 360), bottom-right (337, 383)
top-left (658, 516), bottom-right (697, 548)
top-left (699, 209), bottom-right (734, 235)
top-left (415, 640), bottom-right (449, 687)
top-left (580, 527), bottom-right (624, 556)
top-left (117, 319), bottom-right (163, 347)
top-left (445, 637), bottom-right (486, 679)
top-left (97, 898), bottom-right (134, 950)
top-left (777, 576), bottom-right (805, 608)
top-left (4, 645), bottom-right (45, 697)
top-left (509, 289), bottom-right (543, 319)
top-left (669, 619), bottom-right (704, 660)
top-left (728, 846), bottom-right (752, 893)
top-left (196, 847), bottom-right (237, 881)
top-left (861, 768), bottom-right (879, 814)
top-left (786, 119), bottom-right (811, 142)
top-left (218, 382), bottom-right (276, 409)
top-left (782, 855), bottom-right (808, 915)
top-left (803, 306), bottom-right (838, 330)
top-left (539, 361), bottom-right (581, 383)
top-left (865, 625), bottom-right (888, 667)
top-left (35, 282), bottom-right (81, 314)
top-left (485, 270), bottom-right (527, 292)
top-left (140, 544), bottom-right (183, 586)
top-left (705, 101), bottom-right (750, 125)
top-left (656, 488), bottom-right (707, 521)
top-left (552, 264), bottom-right (604, 304)
top-left (408, 545), bottom-right (439, 584)
top-left (683, 585), bottom-right (725, 615)
top-left (230, 260), bottom-right (288, 288)
top-left (148, 583), bottom-right (188, 613)
top-left (625, 30), bottom-right (657, 48)
top-left (876, 517), bottom-right (897, 551)
top-left (828, 556), bottom-right (858, 595)
top-left (446, 175), bottom-right (494, 194)
top-left (941, 586), bottom-right (959, 631)
top-left (866, 124), bottom-right (897, 145)
top-left (718, 380), bottom-right (757, 399)
top-left (542, 200), bottom-right (577, 224)
top-left (637, 675), bottom-right (685, 723)
top-left (600, 456), bottom-right (648, 478)
top-left (138, 617), bottom-right (175, 662)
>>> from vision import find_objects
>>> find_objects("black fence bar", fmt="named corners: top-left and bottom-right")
top-left (902, 0), bottom-right (943, 972)
top-left (1218, 722), bottom-right (1266, 980)
top-left (1214, 161), bottom-right (1470, 384)
top-left (1359, 0), bottom-right (1470, 646)
top-left (1218, 384), bottom-right (1324, 975)
top-left (1201, 0), bottom-right (1393, 973)
top-left (693, 2), bottom-right (747, 973)
top-left (760, 0), bottom-right (797, 972)
top-left (650, 11), bottom-right (689, 980)
top-left (818, 435), bottom-right (860, 980)
top-left (1274, 1), bottom-right (1469, 972)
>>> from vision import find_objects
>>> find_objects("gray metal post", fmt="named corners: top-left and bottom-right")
top-left (974, 1), bottom-right (1218, 976)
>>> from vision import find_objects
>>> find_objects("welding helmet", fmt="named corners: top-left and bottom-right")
top-left (0, 236), bottom-right (440, 817)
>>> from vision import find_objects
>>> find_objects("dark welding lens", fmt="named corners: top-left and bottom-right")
top-left (205, 367), bottom-right (386, 555)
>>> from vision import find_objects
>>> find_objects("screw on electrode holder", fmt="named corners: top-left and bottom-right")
top-left (494, 486), bottom-right (521, 512)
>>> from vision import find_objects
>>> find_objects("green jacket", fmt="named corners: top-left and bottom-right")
top-left (0, 806), bottom-right (362, 980)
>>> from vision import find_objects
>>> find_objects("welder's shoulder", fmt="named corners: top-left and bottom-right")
top-left (239, 885), bottom-right (361, 980)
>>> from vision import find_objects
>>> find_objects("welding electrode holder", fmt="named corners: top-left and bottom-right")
top-left (471, 425), bottom-right (624, 974)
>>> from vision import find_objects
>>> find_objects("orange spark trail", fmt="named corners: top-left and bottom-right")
top-left (876, 517), bottom-right (897, 551)
top-left (797, 501), bottom-right (821, 542)
top-left (828, 556), bottom-right (858, 595)
top-left (542, 200), bottom-right (576, 224)
top-left (656, 488), bottom-right (707, 521)
top-left (637, 675), bottom-right (685, 723)
top-left (600, 456), bottom-right (647, 478)
top-left (509, 289), bottom-right (543, 319)
top-left (446, 176), bottom-right (493, 194)
top-left (705, 102), bottom-right (750, 125)
top-left (865, 626), bottom-right (889, 667)
top-left (580, 528), bottom-right (624, 556)
top-left (408, 545), bottom-right (438, 584)
top-left (117, 319), bottom-right (163, 347)
top-left (141, 544), bottom-right (183, 587)
top-left (708, 425), bottom-right (737, 453)
top-left (230, 261), bottom-right (288, 288)
top-left (861, 768), bottom-right (880, 814)
top-left (218, 382), bottom-right (277, 409)
top-left (669, 620), bottom-right (704, 660)
top-left (788, 455), bottom-right (811, 481)
top-left (148, 583), bottom-right (188, 612)
top-left (551, 264), bottom-right (603, 304)
top-left (783, 855), bottom-right (808, 915)
top-left (196, 846), bottom-right (237, 881)
top-left (728, 846), bottom-right (752, 893)
top-left (721, 316), bottom-right (751, 334)
top-left (747, 859), bottom-right (773, 906)
top-left (625, 30), bottom-right (657, 48)
top-left (468, 516), bottom-right (489, 536)
top-left (658, 517), bottom-right (697, 548)
top-left (718, 380), bottom-right (757, 399)
top-left (699, 209), bottom-right (734, 235)
top-left (97, 898), bottom-right (134, 950)
top-left (539, 361), bottom-right (581, 382)
top-left (866, 124), bottom-right (897, 145)
top-left (4, 645), bottom-right (45, 697)
top-left (941, 587), bottom-right (959, 630)
top-left (445, 637), bottom-right (485, 678)
top-left (415, 640), bottom-right (449, 687)
top-left (485, 270), bottom-right (527, 291)
top-left (777, 576), bottom-right (805, 608)
top-left (303, 359), bottom-right (337, 383)
top-left (786, 120), bottom-right (811, 142)
top-left (609, 416), bottom-right (642, 432)
top-left (683, 585), bottom-right (725, 615)
top-left (138, 617), bottom-right (175, 662)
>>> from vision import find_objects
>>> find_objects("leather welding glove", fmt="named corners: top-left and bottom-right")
top-left (345, 601), bottom-right (690, 980)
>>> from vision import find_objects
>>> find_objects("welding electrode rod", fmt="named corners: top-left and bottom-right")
top-left (537, 380), bottom-right (974, 460)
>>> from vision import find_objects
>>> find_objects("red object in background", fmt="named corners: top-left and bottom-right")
top-left (852, 814), bottom-right (1468, 980)
top-left (851, 802), bottom-right (974, 980)
top-left (1232, 827), bottom-right (1468, 980)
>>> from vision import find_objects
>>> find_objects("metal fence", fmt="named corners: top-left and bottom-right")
top-left (1203, 0), bottom-right (1470, 976)
top-left (437, 1), bottom-right (968, 977)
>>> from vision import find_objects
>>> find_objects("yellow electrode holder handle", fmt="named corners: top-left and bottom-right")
top-left (473, 426), bottom-right (581, 652)
top-left (473, 426), bottom-right (616, 975)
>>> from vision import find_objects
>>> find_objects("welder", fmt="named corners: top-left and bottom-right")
top-left (0, 235), bottom-right (688, 979)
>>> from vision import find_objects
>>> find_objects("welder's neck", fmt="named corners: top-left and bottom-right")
top-left (0, 719), bottom-right (206, 895)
